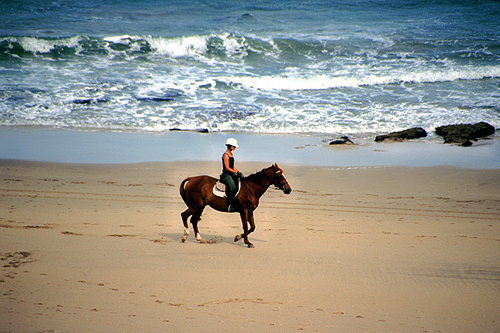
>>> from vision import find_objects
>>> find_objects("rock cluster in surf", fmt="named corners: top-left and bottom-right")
top-left (328, 122), bottom-right (496, 146)
top-left (435, 122), bottom-right (495, 146)
top-left (375, 127), bottom-right (427, 143)
top-left (373, 122), bottom-right (495, 146)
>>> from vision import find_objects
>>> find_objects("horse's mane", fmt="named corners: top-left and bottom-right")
top-left (244, 165), bottom-right (273, 184)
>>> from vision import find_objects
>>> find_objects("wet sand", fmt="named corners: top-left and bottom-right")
top-left (1, 126), bottom-right (500, 168)
top-left (1, 160), bottom-right (499, 332)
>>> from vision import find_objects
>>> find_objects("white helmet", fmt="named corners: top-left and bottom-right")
top-left (225, 138), bottom-right (239, 147)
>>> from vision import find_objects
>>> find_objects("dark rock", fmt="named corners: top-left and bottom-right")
top-left (435, 122), bottom-right (495, 146)
top-left (137, 91), bottom-right (182, 102)
top-left (169, 128), bottom-right (209, 133)
top-left (375, 127), bottom-right (427, 142)
top-left (72, 98), bottom-right (108, 105)
top-left (138, 97), bottom-right (174, 102)
top-left (137, 96), bottom-right (179, 102)
top-left (73, 99), bottom-right (93, 104)
top-left (329, 136), bottom-right (355, 145)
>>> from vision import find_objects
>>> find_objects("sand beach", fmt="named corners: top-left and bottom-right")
top-left (3, 0), bottom-right (500, 330)
top-left (1, 154), bottom-right (499, 332)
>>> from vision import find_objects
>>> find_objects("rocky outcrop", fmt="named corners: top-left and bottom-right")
top-left (329, 136), bottom-right (355, 145)
top-left (375, 128), bottom-right (427, 142)
top-left (169, 128), bottom-right (209, 133)
top-left (435, 122), bottom-right (495, 146)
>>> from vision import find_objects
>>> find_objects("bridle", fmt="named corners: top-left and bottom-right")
top-left (273, 169), bottom-right (289, 190)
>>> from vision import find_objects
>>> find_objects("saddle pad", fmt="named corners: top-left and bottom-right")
top-left (213, 180), bottom-right (240, 198)
top-left (215, 181), bottom-right (226, 192)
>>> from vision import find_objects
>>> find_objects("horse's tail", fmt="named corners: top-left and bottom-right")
top-left (179, 178), bottom-right (191, 207)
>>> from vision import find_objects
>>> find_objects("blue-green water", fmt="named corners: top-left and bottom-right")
top-left (1, 0), bottom-right (500, 136)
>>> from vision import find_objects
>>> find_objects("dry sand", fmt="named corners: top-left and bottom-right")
top-left (1, 160), bottom-right (499, 332)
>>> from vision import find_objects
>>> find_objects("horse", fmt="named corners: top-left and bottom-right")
top-left (179, 163), bottom-right (291, 248)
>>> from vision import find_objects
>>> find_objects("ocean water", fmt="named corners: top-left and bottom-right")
top-left (1, 0), bottom-right (500, 137)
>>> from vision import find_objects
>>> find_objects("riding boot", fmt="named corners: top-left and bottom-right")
top-left (226, 195), bottom-right (237, 212)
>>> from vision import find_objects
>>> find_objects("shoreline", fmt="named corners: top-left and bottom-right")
top-left (1, 126), bottom-right (499, 168)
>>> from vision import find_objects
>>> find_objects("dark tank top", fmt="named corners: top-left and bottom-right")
top-left (222, 154), bottom-right (234, 173)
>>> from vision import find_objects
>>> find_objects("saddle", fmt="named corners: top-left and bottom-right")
top-left (213, 179), bottom-right (241, 198)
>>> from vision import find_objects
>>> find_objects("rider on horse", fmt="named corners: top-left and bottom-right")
top-left (220, 138), bottom-right (243, 212)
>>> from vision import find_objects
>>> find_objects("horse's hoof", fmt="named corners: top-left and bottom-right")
top-left (234, 235), bottom-right (241, 242)
top-left (181, 236), bottom-right (187, 243)
top-left (198, 239), bottom-right (207, 244)
top-left (247, 243), bottom-right (255, 248)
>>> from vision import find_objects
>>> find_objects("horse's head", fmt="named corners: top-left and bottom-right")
top-left (272, 164), bottom-right (292, 194)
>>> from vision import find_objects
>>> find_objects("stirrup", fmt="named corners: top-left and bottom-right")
top-left (227, 204), bottom-right (236, 212)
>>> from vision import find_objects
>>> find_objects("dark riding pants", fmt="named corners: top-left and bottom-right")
top-left (220, 172), bottom-right (238, 197)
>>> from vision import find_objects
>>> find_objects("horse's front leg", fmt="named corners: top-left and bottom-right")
top-left (234, 210), bottom-right (256, 240)
top-left (234, 210), bottom-right (254, 248)
top-left (247, 210), bottom-right (255, 235)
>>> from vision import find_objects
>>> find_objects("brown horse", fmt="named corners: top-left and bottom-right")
top-left (179, 163), bottom-right (291, 248)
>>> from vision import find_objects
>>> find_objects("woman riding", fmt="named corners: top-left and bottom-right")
top-left (220, 138), bottom-right (243, 212)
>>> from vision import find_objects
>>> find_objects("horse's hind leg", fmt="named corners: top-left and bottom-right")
top-left (181, 207), bottom-right (205, 243)
top-left (191, 208), bottom-right (206, 243)
top-left (181, 208), bottom-right (194, 242)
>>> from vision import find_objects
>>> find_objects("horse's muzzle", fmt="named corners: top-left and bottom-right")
top-left (283, 185), bottom-right (292, 195)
